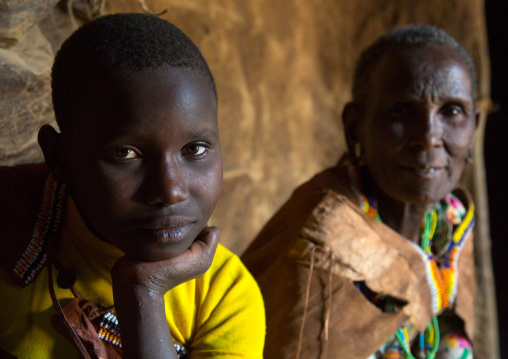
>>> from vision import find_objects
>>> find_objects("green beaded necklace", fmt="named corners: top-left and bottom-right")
top-left (363, 197), bottom-right (441, 358)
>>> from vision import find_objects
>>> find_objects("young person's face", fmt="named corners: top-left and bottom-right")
top-left (61, 67), bottom-right (222, 262)
top-left (356, 44), bottom-right (477, 205)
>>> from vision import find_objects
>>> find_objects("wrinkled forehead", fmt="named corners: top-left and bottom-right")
top-left (369, 44), bottom-right (474, 101)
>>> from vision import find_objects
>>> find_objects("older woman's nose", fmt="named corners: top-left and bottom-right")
top-left (408, 110), bottom-right (443, 150)
top-left (143, 158), bottom-right (189, 206)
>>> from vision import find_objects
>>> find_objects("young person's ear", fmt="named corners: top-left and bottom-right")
top-left (38, 124), bottom-right (68, 183)
top-left (342, 102), bottom-right (363, 159)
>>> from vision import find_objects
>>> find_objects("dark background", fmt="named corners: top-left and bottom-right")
top-left (485, 0), bottom-right (508, 355)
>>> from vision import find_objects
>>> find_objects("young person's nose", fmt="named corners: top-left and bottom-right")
top-left (143, 158), bottom-right (189, 206)
top-left (408, 109), bottom-right (443, 150)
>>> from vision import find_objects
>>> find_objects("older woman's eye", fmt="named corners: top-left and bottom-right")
top-left (183, 144), bottom-right (207, 157)
top-left (442, 104), bottom-right (464, 117)
top-left (112, 147), bottom-right (139, 159)
top-left (388, 103), bottom-right (411, 118)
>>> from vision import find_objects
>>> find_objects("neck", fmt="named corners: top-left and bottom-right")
top-left (376, 189), bottom-right (429, 243)
top-left (359, 167), bottom-right (432, 243)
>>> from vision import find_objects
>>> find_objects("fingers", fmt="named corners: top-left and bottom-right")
top-left (143, 226), bottom-right (220, 292)
top-left (189, 225), bottom-right (220, 258)
top-left (112, 226), bottom-right (221, 296)
top-left (168, 226), bottom-right (220, 283)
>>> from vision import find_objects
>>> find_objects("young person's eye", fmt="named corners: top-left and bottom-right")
top-left (111, 147), bottom-right (139, 159)
top-left (182, 143), bottom-right (208, 158)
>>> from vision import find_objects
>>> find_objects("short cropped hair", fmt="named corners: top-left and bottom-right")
top-left (52, 13), bottom-right (216, 132)
top-left (352, 24), bottom-right (477, 106)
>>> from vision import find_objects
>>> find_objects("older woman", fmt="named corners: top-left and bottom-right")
top-left (242, 25), bottom-right (477, 359)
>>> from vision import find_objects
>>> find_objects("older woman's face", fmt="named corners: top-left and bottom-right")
top-left (358, 44), bottom-right (478, 205)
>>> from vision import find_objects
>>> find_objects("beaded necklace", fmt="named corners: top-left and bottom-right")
top-left (48, 260), bottom-right (190, 358)
top-left (349, 162), bottom-right (473, 358)
top-left (97, 310), bottom-right (187, 357)
top-left (360, 193), bottom-right (441, 358)
top-left (97, 311), bottom-right (188, 357)
top-left (359, 189), bottom-right (473, 359)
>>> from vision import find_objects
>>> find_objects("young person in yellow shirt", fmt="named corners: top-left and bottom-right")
top-left (0, 13), bottom-right (265, 359)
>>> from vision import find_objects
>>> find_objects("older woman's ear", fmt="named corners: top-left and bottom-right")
top-left (466, 108), bottom-right (481, 163)
top-left (342, 102), bottom-right (364, 161)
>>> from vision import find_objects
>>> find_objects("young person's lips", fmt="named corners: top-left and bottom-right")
top-left (138, 218), bottom-right (195, 244)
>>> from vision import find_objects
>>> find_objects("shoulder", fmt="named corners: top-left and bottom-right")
top-left (242, 162), bottom-right (362, 278)
top-left (0, 163), bottom-right (67, 287)
top-left (170, 243), bottom-right (264, 305)
top-left (210, 243), bottom-right (242, 268)
top-left (206, 244), bottom-right (263, 297)
top-left (172, 244), bottom-right (263, 311)
top-left (0, 163), bottom-right (50, 218)
top-left (173, 244), bottom-right (265, 357)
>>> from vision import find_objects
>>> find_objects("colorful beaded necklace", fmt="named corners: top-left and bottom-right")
top-left (97, 311), bottom-right (188, 357)
top-left (353, 165), bottom-right (472, 358)
top-left (361, 195), bottom-right (440, 358)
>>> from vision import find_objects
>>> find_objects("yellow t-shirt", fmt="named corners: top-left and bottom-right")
top-left (0, 200), bottom-right (265, 358)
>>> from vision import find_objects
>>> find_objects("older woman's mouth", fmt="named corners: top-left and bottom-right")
top-left (401, 166), bottom-right (445, 177)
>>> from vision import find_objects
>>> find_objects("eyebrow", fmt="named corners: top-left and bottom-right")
top-left (391, 82), bottom-right (472, 102)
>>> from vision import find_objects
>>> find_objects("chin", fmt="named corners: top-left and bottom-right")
top-left (124, 244), bottom-right (188, 262)
top-left (404, 190), bottom-right (446, 205)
